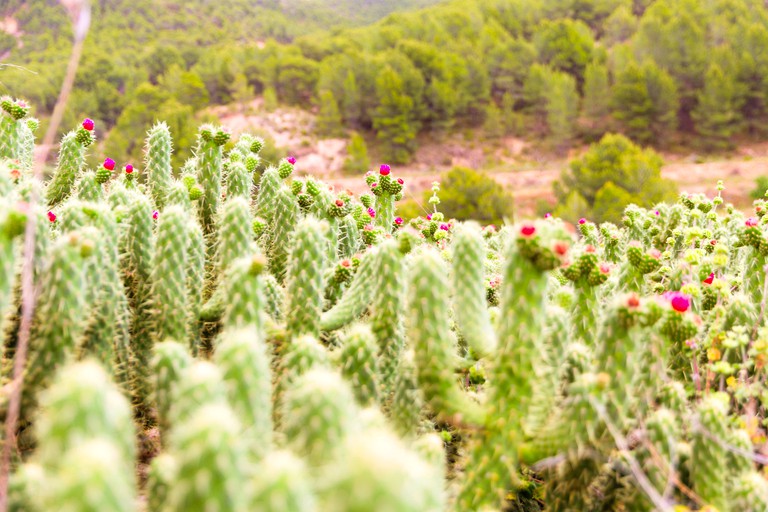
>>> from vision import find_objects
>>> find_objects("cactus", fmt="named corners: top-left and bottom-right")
top-left (320, 245), bottom-right (381, 331)
top-left (7, 100), bottom-right (768, 512)
top-left (46, 131), bottom-right (90, 206)
top-left (267, 186), bottom-right (300, 281)
top-left (196, 124), bottom-right (229, 235)
top-left (451, 222), bottom-right (496, 357)
top-left (151, 340), bottom-right (192, 436)
top-left (692, 393), bottom-right (729, 511)
top-left (320, 430), bottom-right (446, 512)
top-left (165, 404), bottom-right (247, 511)
top-left (248, 450), bottom-right (318, 511)
top-left (169, 361), bottom-right (229, 428)
top-left (371, 239), bottom-right (406, 395)
top-left (284, 217), bottom-right (327, 338)
top-left (214, 328), bottom-right (273, 460)
top-left (145, 122), bottom-right (173, 210)
top-left (282, 368), bottom-right (358, 467)
top-left (22, 230), bottom-right (95, 413)
top-left (151, 205), bottom-right (190, 345)
top-left (408, 248), bottom-right (483, 425)
top-left (339, 323), bottom-right (380, 407)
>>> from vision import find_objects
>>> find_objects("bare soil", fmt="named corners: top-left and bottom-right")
top-left (215, 102), bottom-right (768, 217)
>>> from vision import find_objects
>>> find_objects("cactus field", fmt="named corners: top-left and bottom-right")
top-left (3, 96), bottom-right (768, 511)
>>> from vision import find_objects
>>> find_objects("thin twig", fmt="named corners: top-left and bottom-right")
top-left (0, 3), bottom-right (90, 509)
top-left (589, 398), bottom-right (675, 512)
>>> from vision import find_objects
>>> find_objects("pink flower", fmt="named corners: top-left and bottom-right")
top-left (599, 263), bottom-right (611, 274)
top-left (367, 207), bottom-right (376, 218)
top-left (578, 218), bottom-right (586, 225)
top-left (426, 214), bottom-right (432, 221)
top-left (335, 199), bottom-right (345, 207)
top-left (520, 224), bottom-right (536, 237)
top-left (47, 211), bottom-right (56, 223)
top-left (670, 292), bottom-right (690, 313)
top-left (82, 118), bottom-right (94, 131)
top-left (440, 223), bottom-right (449, 231)
top-left (655, 210), bottom-right (660, 216)
top-left (544, 213), bottom-right (552, 219)
top-left (124, 164), bottom-right (133, 174)
top-left (287, 156), bottom-right (296, 165)
top-left (397, 178), bottom-right (404, 185)
top-left (703, 273), bottom-right (714, 285)
top-left (152, 211), bottom-right (159, 220)
top-left (746, 217), bottom-right (759, 227)
top-left (379, 164), bottom-right (391, 175)
top-left (394, 217), bottom-right (403, 225)
top-left (103, 158), bottom-right (115, 171)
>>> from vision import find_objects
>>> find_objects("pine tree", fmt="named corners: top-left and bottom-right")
top-left (546, 71), bottom-right (579, 153)
top-left (484, 102), bottom-right (504, 139)
top-left (316, 89), bottom-right (343, 137)
top-left (373, 66), bottom-right (419, 164)
top-left (262, 86), bottom-right (278, 112)
top-left (582, 61), bottom-right (611, 138)
top-left (343, 132), bottom-right (370, 175)
top-left (693, 63), bottom-right (743, 151)
top-left (611, 62), bottom-right (678, 145)
top-left (342, 71), bottom-right (362, 128)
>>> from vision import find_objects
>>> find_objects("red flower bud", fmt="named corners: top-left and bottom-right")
top-left (82, 118), bottom-right (94, 131)
top-left (703, 273), bottom-right (714, 285)
top-left (379, 164), bottom-right (391, 175)
top-left (125, 164), bottom-right (133, 174)
top-left (47, 211), bottom-right (56, 223)
top-left (335, 199), bottom-right (344, 207)
top-left (103, 158), bottom-right (115, 171)
top-left (287, 156), bottom-right (296, 165)
top-left (394, 217), bottom-right (403, 225)
top-left (554, 242), bottom-right (569, 255)
top-left (152, 211), bottom-right (159, 220)
top-left (520, 225), bottom-right (536, 237)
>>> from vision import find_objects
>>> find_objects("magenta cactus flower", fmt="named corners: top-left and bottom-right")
top-left (544, 213), bottom-right (552, 219)
top-left (394, 217), bottom-right (403, 225)
top-left (367, 207), bottom-right (376, 218)
top-left (397, 178), bottom-right (404, 185)
top-left (103, 158), bottom-right (115, 171)
top-left (379, 164), bottom-right (391, 175)
top-left (578, 218), bottom-right (586, 225)
top-left (124, 164), bottom-right (134, 174)
top-left (746, 217), bottom-right (759, 227)
top-left (440, 223), bottom-right (449, 231)
top-left (287, 156), bottom-right (296, 165)
top-left (670, 292), bottom-right (691, 313)
top-left (47, 211), bottom-right (56, 223)
top-left (152, 211), bottom-right (159, 220)
top-left (520, 224), bottom-right (536, 237)
top-left (82, 118), bottom-right (94, 131)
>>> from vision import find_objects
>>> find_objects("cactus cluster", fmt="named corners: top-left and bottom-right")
top-left (3, 99), bottom-right (768, 511)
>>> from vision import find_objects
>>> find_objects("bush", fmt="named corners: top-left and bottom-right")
top-left (431, 167), bottom-right (514, 226)
top-left (554, 133), bottom-right (677, 223)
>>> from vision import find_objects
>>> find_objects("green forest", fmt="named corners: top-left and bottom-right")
top-left (3, 0), bottom-right (768, 168)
